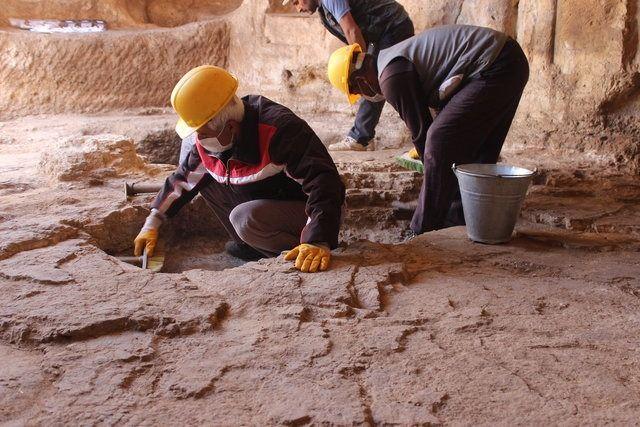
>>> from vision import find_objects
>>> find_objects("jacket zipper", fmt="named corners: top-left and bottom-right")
top-left (225, 159), bottom-right (232, 186)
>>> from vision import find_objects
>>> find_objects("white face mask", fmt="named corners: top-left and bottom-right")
top-left (198, 122), bottom-right (234, 153)
top-left (199, 136), bottom-right (233, 153)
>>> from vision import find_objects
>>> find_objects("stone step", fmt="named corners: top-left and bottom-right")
top-left (520, 183), bottom-right (640, 237)
top-left (340, 206), bottom-right (412, 244)
top-left (341, 170), bottom-right (421, 192)
top-left (345, 188), bottom-right (416, 208)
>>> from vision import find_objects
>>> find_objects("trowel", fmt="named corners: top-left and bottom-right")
top-left (117, 249), bottom-right (164, 272)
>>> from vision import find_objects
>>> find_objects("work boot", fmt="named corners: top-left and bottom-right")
top-left (224, 241), bottom-right (264, 261)
top-left (328, 136), bottom-right (371, 151)
top-left (404, 230), bottom-right (419, 242)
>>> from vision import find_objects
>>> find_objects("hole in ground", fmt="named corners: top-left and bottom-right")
top-left (86, 196), bottom-right (247, 273)
top-left (82, 163), bottom-right (426, 272)
top-left (85, 187), bottom-right (419, 273)
top-left (160, 235), bottom-right (246, 273)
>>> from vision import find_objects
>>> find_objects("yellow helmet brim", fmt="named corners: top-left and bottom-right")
top-left (175, 118), bottom-right (197, 140)
top-left (327, 43), bottom-right (363, 105)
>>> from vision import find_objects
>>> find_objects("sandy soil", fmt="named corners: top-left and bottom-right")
top-left (0, 113), bottom-right (639, 424)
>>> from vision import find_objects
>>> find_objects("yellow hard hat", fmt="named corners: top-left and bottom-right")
top-left (170, 65), bottom-right (239, 139)
top-left (327, 43), bottom-right (362, 105)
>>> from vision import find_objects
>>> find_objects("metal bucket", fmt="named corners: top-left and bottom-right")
top-left (452, 163), bottom-right (535, 244)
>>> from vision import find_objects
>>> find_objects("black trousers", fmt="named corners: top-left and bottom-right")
top-left (411, 38), bottom-right (530, 234)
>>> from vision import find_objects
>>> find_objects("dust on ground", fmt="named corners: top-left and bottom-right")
top-left (0, 114), bottom-right (639, 424)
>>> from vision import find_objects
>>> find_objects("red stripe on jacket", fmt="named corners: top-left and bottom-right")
top-left (195, 124), bottom-right (279, 182)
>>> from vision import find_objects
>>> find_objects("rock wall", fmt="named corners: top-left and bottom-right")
top-left (227, 0), bottom-right (639, 171)
top-left (0, 0), bottom-right (243, 28)
top-left (0, 21), bottom-right (229, 118)
top-left (514, 0), bottom-right (640, 171)
top-left (0, 0), bottom-right (638, 171)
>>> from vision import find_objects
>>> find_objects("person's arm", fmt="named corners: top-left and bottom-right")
top-left (271, 118), bottom-right (344, 273)
top-left (379, 59), bottom-right (432, 158)
top-left (150, 145), bottom-right (211, 217)
top-left (339, 12), bottom-right (366, 50)
top-left (134, 146), bottom-right (211, 256)
top-left (324, 0), bottom-right (366, 49)
top-left (269, 117), bottom-right (345, 250)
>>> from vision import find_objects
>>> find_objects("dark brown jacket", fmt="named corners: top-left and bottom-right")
top-left (151, 95), bottom-right (345, 248)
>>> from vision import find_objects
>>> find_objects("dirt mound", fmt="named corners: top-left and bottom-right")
top-left (38, 134), bottom-right (145, 182)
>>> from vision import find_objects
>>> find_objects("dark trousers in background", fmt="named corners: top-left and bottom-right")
top-left (411, 38), bottom-right (530, 234)
top-left (348, 18), bottom-right (415, 145)
top-left (199, 182), bottom-right (307, 257)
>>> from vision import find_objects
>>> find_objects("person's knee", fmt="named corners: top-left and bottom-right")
top-left (426, 125), bottom-right (449, 148)
top-left (229, 202), bottom-right (258, 244)
top-left (425, 127), bottom-right (452, 159)
top-left (426, 125), bottom-right (473, 165)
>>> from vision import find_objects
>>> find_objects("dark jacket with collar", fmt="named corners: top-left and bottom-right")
top-left (318, 0), bottom-right (409, 45)
top-left (151, 95), bottom-right (345, 248)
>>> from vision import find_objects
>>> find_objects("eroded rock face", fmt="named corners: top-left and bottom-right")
top-left (1, 0), bottom-right (638, 169)
top-left (0, 20), bottom-right (229, 119)
top-left (0, 0), bottom-right (243, 28)
top-left (38, 134), bottom-right (145, 181)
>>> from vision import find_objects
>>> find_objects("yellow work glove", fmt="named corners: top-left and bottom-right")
top-left (408, 147), bottom-right (420, 159)
top-left (284, 243), bottom-right (330, 273)
top-left (134, 229), bottom-right (158, 257)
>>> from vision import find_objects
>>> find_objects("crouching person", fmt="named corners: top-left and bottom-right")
top-left (134, 65), bottom-right (345, 273)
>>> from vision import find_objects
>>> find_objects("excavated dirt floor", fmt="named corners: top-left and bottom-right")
top-left (1, 114), bottom-right (640, 424)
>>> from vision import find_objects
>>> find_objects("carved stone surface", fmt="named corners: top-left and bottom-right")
top-left (1, 123), bottom-right (640, 423)
top-left (0, 2), bottom-right (639, 422)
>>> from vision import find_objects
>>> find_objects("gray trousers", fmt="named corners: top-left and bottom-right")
top-left (199, 181), bottom-right (307, 257)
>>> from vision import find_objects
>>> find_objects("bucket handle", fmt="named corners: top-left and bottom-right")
top-left (452, 163), bottom-right (537, 179)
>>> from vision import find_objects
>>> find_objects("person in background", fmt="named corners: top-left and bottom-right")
top-left (285, 0), bottom-right (414, 151)
top-left (327, 25), bottom-right (530, 235)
